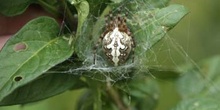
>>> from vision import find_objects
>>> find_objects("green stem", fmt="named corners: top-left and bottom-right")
top-left (106, 80), bottom-right (130, 110)
top-left (58, 0), bottom-right (76, 31)
top-left (37, 0), bottom-right (60, 17)
top-left (94, 86), bottom-right (102, 110)
top-left (73, 1), bottom-right (89, 38)
top-left (87, 78), bottom-right (102, 110)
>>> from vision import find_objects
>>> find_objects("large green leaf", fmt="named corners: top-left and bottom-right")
top-left (0, 0), bottom-right (34, 16)
top-left (0, 0), bottom-right (61, 17)
top-left (176, 56), bottom-right (220, 98)
top-left (146, 0), bottom-right (170, 8)
top-left (0, 73), bottom-right (85, 106)
top-left (130, 4), bottom-right (188, 63)
top-left (0, 17), bottom-right (74, 103)
top-left (120, 0), bottom-right (170, 11)
top-left (172, 97), bottom-right (220, 110)
top-left (123, 76), bottom-right (159, 110)
top-left (174, 56), bottom-right (220, 109)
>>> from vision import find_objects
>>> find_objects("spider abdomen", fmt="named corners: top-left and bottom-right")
top-left (102, 27), bottom-right (133, 66)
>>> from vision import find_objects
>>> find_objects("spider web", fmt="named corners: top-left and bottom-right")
top-left (64, 0), bottom-right (180, 82)
top-left (45, 0), bottom-right (220, 109)
top-left (54, 0), bottom-right (182, 80)
top-left (52, 0), bottom-right (216, 90)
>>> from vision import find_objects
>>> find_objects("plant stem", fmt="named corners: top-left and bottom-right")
top-left (106, 80), bottom-right (130, 110)
top-left (94, 86), bottom-right (102, 110)
top-left (37, 0), bottom-right (60, 17)
top-left (58, 0), bottom-right (76, 31)
top-left (87, 78), bottom-right (102, 110)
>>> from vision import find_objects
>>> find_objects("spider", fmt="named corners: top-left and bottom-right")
top-left (93, 9), bottom-right (135, 66)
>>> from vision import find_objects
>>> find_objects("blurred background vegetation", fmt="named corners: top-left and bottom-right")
top-left (170, 0), bottom-right (220, 61)
top-left (0, 0), bottom-right (220, 110)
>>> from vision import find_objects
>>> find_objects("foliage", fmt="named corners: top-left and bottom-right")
top-left (3, 0), bottom-right (217, 110)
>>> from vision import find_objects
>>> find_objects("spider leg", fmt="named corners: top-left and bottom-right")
top-left (130, 32), bottom-right (136, 63)
top-left (131, 42), bottom-right (135, 63)
top-left (93, 13), bottom-right (111, 65)
top-left (93, 33), bottom-right (105, 64)
top-left (131, 47), bottom-right (135, 63)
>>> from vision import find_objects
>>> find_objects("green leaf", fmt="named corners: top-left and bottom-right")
top-left (76, 79), bottom-right (105, 110)
top-left (175, 56), bottom-right (220, 109)
top-left (176, 56), bottom-right (220, 99)
top-left (122, 0), bottom-right (170, 10)
top-left (35, 0), bottom-right (61, 17)
top-left (76, 90), bottom-right (95, 110)
top-left (125, 77), bottom-right (159, 110)
top-left (87, 0), bottom-right (108, 17)
top-left (107, 76), bottom-right (160, 110)
top-left (0, 17), bottom-right (74, 103)
top-left (73, 16), bottom-right (94, 60)
top-left (67, 0), bottom-right (91, 58)
top-left (148, 67), bottom-right (180, 80)
top-left (155, 4), bottom-right (189, 28)
top-left (67, 0), bottom-right (89, 36)
top-left (0, 0), bottom-right (34, 16)
top-left (0, 73), bottom-right (86, 106)
top-left (128, 4), bottom-right (188, 64)
top-left (171, 97), bottom-right (220, 110)
top-left (146, 0), bottom-right (171, 8)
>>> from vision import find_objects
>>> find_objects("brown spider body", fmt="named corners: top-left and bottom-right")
top-left (94, 11), bottom-right (135, 66)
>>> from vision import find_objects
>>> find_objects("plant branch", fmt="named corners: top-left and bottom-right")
top-left (58, 0), bottom-right (77, 31)
top-left (87, 78), bottom-right (102, 110)
top-left (106, 80), bottom-right (130, 110)
top-left (37, 0), bottom-right (60, 17)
